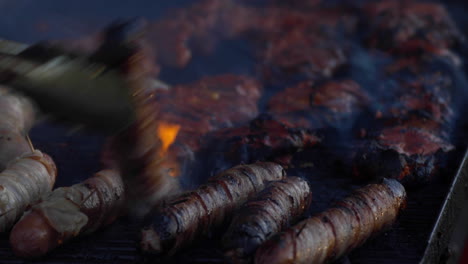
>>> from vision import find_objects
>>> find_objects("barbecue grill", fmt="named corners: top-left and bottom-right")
top-left (0, 0), bottom-right (467, 263)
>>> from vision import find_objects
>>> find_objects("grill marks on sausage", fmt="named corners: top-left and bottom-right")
top-left (9, 170), bottom-right (125, 258)
top-left (255, 179), bottom-right (406, 264)
top-left (222, 177), bottom-right (311, 260)
top-left (140, 162), bottom-right (285, 255)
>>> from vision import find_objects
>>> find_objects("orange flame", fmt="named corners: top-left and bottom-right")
top-left (157, 122), bottom-right (180, 153)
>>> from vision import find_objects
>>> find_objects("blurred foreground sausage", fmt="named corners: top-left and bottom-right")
top-left (0, 87), bottom-right (36, 170)
top-left (10, 170), bottom-right (124, 258)
top-left (0, 150), bottom-right (56, 232)
top-left (255, 179), bottom-right (406, 264)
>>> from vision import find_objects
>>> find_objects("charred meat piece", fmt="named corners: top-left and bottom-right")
top-left (365, 1), bottom-right (463, 56)
top-left (255, 179), bottom-right (406, 264)
top-left (353, 126), bottom-right (453, 185)
top-left (0, 150), bottom-right (56, 232)
top-left (203, 115), bottom-right (320, 170)
top-left (268, 80), bottom-right (368, 130)
top-left (140, 162), bottom-right (285, 255)
top-left (10, 170), bottom-right (125, 258)
top-left (0, 87), bottom-right (36, 170)
top-left (145, 1), bottom-right (355, 78)
top-left (242, 7), bottom-right (356, 80)
top-left (154, 74), bottom-right (261, 147)
top-left (353, 61), bottom-right (456, 185)
top-left (147, 0), bottom-right (232, 68)
top-left (222, 176), bottom-right (311, 260)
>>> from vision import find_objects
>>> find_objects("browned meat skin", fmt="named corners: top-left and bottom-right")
top-left (222, 177), bottom-right (311, 260)
top-left (0, 87), bottom-right (36, 171)
top-left (267, 80), bottom-right (368, 129)
top-left (109, 73), bottom-right (262, 216)
top-left (10, 170), bottom-right (125, 258)
top-left (204, 115), bottom-right (320, 169)
top-left (154, 74), bottom-right (261, 147)
top-left (365, 1), bottom-right (463, 56)
top-left (353, 56), bottom-right (456, 185)
top-left (146, 0), bottom-right (356, 78)
top-left (241, 7), bottom-right (356, 80)
top-left (255, 179), bottom-right (406, 264)
top-left (140, 162), bottom-right (285, 255)
top-left (146, 0), bottom-right (234, 68)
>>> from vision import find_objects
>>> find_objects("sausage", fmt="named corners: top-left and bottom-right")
top-left (10, 170), bottom-right (125, 258)
top-left (140, 162), bottom-right (285, 255)
top-left (0, 87), bottom-right (36, 170)
top-left (222, 176), bottom-right (311, 260)
top-left (0, 150), bottom-right (56, 232)
top-left (254, 178), bottom-right (406, 264)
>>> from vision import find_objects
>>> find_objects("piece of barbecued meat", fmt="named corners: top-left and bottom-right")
top-left (236, 7), bottom-right (357, 81)
top-left (352, 58), bottom-right (457, 185)
top-left (364, 1), bottom-right (464, 57)
top-left (200, 114), bottom-right (320, 173)
top-left (145, 0), bottom-right (357, 79)
top-left (146, 0), bottom-right (236, 68)
top-left (267, 80), bottom-right (369, 130)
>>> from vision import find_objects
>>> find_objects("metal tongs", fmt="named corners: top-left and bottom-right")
top-left (0, 34), bottom-right (136, 133)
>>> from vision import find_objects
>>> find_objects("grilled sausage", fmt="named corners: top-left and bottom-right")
top-left (222, 176), bottom-right (312, 260)
top-left (141, 162), bottom-right (285, 255)
top-left (10, 170), bottom-right (125, 258)
top-left (0, 150), bottom-right (56, 232)
top-left (0, 87), bottom-right (36, 170)
top-left (255, 179), bottom-right (406, 264)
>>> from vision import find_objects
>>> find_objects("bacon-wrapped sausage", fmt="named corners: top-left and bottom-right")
top-left (0, 87), bottom-right (36, 170)
top-left (255, 179), bottom-right (406, 264)
top-left (10, 170), bottom-right (125, 258)
top-left (140, 162), bottom-right (285, 255)
top-left (0, 150), bottom-right (56, 232)
top-left (222, 176), bottom-right (311, 260)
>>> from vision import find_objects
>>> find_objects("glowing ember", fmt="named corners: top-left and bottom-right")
top-left (157, 122), bottom-right (180, 153)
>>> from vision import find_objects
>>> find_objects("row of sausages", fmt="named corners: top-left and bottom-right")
top-left (0, 114), bottom-right (406, 264)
